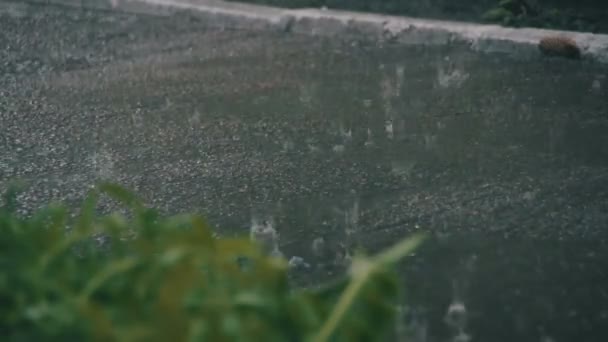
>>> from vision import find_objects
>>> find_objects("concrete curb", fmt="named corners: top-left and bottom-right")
top-left (5, 0), bottom-right (608, 64)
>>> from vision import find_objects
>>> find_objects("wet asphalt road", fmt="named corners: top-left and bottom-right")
top-left (1, 5), bottom-right (608, 342)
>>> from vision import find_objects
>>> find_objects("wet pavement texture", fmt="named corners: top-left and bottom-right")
top-left (1, 5), bottom-right (608, 342)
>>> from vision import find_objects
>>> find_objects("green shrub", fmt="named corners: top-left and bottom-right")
top-left (0, 182), bottom-right (425, 341)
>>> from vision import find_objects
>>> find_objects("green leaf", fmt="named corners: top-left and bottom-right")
top-left (0, 179), bottom-right (27, 214)
top-left (0, 183), bottom-right (426, 341)
top-left (75, 190), bottom-right (99, 234)
top-left (98, 182), bottom-right (143, 211)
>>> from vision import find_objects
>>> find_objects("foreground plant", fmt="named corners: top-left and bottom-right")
top-left (0, 182), bottom-right (425, 341)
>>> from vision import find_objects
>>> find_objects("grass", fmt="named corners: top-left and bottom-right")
top-left (0, 181), bottom-right (426, 341)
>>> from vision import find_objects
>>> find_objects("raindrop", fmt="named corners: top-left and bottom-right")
top-left (540, 334), bottom-right (555, 342)
top-left (397, 305), bottom-right (428, 342)
top-left (452, 331), bottom-right (471, 342)
top-left (298, 83), bottom-right (316, 105)
top-left (282, 140), bottom-right (294, 152)
top-left (364, 128), bottom-right (374, 147)
top-left (288, 256), bottom-right (310, 269)
top-left (444, 301), bottom-right (467, 331)
top-left (188, 110), bottom-right (201, 127)
top-left (307, 143), bottom-right (319, 153)
top-left (311, 237), bottom-right (326, 257)
top-left (131, 107), bottom-right (143, 129)
top-left (385, 120), bottom-right (394, 139)
top-left (590, 79), bottom-right (601, 93)
top-left (339, 124), bottom-right (352, 141)
top-left (395, 65), bottom-right (405, 93)
top-left (344, 197), bottom-right (360, 237)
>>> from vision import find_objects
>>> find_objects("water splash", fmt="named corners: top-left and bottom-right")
top-left (332, 145), bottom-right (345, 153)
top-left (590, 75), bottom-right (603, 93)
top-left (306, 137), bottom-right (320, 153)
top-left (288, 256), bottom-right (310, 269)
top-left (437, 57), bottom-right (469, 89)
top-left (452, 331), bottom-right (472, 342)
top-left (311, 237), bottom-right (326, 258)
top-left (423, 133), bottom-right (437, 149)
top-left (164, 97), bottom-right (173, 109)
top-left (444, 300), bottom-right (471, 342)
top-left (444, 255), bottom-right (478, 342)
top-left (364, 128), bottom-right (374, 147)
top-left (395, 65), bottom-right (405, 94)
top-left (344, 195), bottom-right (359, 238)
top-left (338, 122), bottom-right (352, 142)
top-left (131, 104), bottom-right (144, 129)
top-left (540, 335), bottom-right (556, 342)
top-left (385, 120), bottom-right (394, 140)
top-left (249, 216), bottom-right (282, 258)
top-left (391, 159), bottom-right (416, 178)
top-left (395, 305), bottom-right (428, 342)
top-left (311, 236), bottom-right (339, 269)
top-left (298, 83), bottom-right (317, 106)
top-left (282, 140), bottom-right (294, 153)
top-left (591, 79), bottom-right (601, 93)
top-left (445, 301), bottom-right (468, 331)
top-left (340, 195), bottom-right (360, 266)
top-left (89, 147), bottom-right (115, 180)
top-left (380, 76), bottom-right (395, 117)
top-left (188, 109), bottom-right (201, 128)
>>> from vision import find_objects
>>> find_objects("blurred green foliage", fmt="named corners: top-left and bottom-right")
top-left (0, 182), bottom-right (425, 341)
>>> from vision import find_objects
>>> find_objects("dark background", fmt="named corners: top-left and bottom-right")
top-left (229, 0), bottom-right (608, 33)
